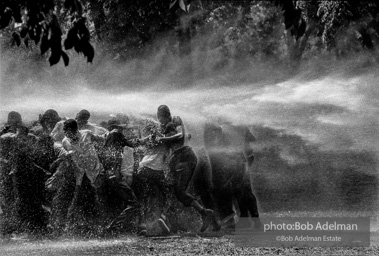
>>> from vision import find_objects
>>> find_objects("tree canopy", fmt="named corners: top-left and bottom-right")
top-left (1, 0), bottom-right (378, 67)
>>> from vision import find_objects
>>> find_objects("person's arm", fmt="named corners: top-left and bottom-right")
top-left (157, 116), bottom-right (185, 143)
top-left (50, 154), bottom-right (67, 173)
top-left (136, 135), bottom-right (152, 145)
top-left (0, 125), bottom-right (11, 136)
top-left (157, 126), bottom-right (184, 143)
top-left (102, 129), bottom-right (139, 148)
top-left (120, 147), bottom-right (134, 186)
top-left (245, 127), bottom-right (256, 143)
top-left (244, 127), bottom-right (256, 166)
top-left (0, 135), bottom-right (13, 163)
top-left (49, 142), bottom-right (70, 172)
top-left (123, 137), bottom-right (140, 148)
top-left (50, 122), bottom-right (65, 142)
top-left (90, 130), bottom-right (111, 143)
top-left (61, 137), bottom-right (82, 155)
top-left (86, 122), bottom-right (109, 135)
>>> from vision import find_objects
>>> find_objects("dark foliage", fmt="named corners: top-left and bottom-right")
top-left (64, 17), bottom-right (94, 63)
top-left (1, 0), bottom-right (379, 66)
top-left (0, 0), bottom-right (93, 66)
top-left (275, 0), bottom-right (306, 39)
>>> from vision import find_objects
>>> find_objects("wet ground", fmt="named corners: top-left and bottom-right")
top-left (2, 211), bottom-right (379, 256)
top-left (1, 233), bottom-right (378, 256)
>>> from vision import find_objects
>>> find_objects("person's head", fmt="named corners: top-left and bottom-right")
top-left (75, 109), bottom-right (90, 128)
top-left (157, 105), bottom-right (171, 125)
top-left (107, 118), bottom-right (127, 131)
top-left (40, 109), bottom-right (61, 132)
top-left (7, 111), bottom-right (22, 127)
top-left (63, 119), bottom-right (79, 140)
top-left (164, 122), bottom-right (176, 136)
top-left (203, 122), bottom-right (223, 148)
top-left (99, 121), bottom-right (108, 129)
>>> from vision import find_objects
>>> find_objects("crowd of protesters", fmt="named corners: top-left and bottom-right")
top-left (0, 105), bottom-right (227, 238)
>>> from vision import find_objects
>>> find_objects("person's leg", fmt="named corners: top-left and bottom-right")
top-left (214, 186), bottom-right (235, 230)
top-left (171, 161), bottom-right (217, 232)
top-left (50, 176), bottom-right (75, 234)
top-left (193, 148), bottom-right (221, 231)
top-left (12, 169), bottom-right (26, 234)
top-left (14, 165), bottom-right (47, 235)
top-left (49, 160), bottom-right (75, 235)
top-left (152, 168), bottom-right (173, 216)
top-left (29, 166), bottom-right (48, 234)
top-left (135, 169), bottom-right (171, 235)
top-left (172, 166), bottom-right (195, 207)
top-left (237, 183), bottom-right (262, 229)
top-left (155, 170), bottom-right (170, 211)
top-left (66, 175), bottom-right (102, 235)
top-left (149, 170), bottom-right (170, 234)
top-left (104, 176), bottom-right (140, 233)
top-left (66, 184), bottom-right (82, 233)
top-left (169, 147), bottom-right (197, 207)
top-left (114, 181), bottom-right (138, 205)
top-left (131, 167), bottom-right (156, 235)
top-left (0, 164), bottom-right (17, 236)
top-left (170, 147), bottom-right (221, 232)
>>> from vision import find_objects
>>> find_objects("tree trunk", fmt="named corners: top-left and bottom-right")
top-left (287, 20), bottom-right (315, 66)
top-left (177, 10), bottom-right (192, 57)
top-left (89, 1), bottom-right (106, 41)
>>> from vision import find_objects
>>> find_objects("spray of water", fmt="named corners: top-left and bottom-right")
top-left (1, 30), bottom-right (379, 212)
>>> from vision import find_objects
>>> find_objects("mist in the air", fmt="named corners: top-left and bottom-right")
top-left (1, 25), bottom-right (379, 213)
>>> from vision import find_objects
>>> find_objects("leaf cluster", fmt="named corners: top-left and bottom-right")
top-left (2, 0), bottom-right (379, 68)
top-left (0, 0), bottom-right (94, 66)
top-left (64, 17), bottom-right (94, 63)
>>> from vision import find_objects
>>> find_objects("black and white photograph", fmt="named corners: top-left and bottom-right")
top-left (0, 0), bottom-right (378, 255)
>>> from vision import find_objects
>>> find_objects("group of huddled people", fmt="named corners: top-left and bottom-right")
top-left (0, 105), bottom-right (261, 239)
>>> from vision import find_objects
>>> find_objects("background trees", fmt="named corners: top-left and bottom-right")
top-left (1, 0), bottom-right (378, 69)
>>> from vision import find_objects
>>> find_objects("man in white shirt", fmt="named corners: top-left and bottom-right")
top-left (51, 109), bottom-right (108, 143)
top-left (61, 118), bottom-right (108, 232)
